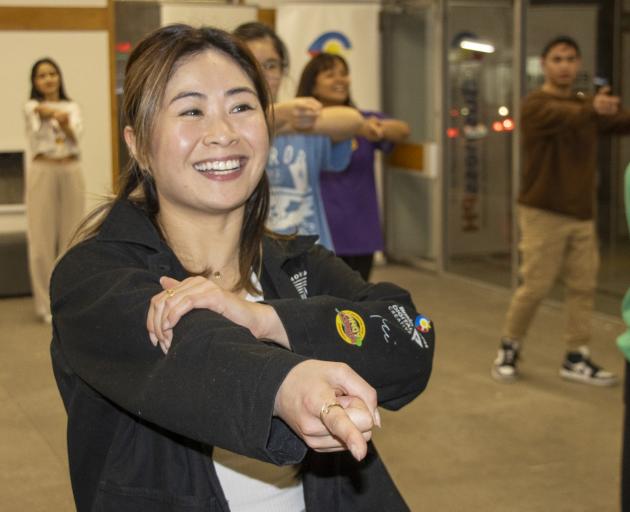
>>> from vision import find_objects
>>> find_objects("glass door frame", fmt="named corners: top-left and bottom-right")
top-left (511, 0), bottom-right (526, 289)
top-left (437, 0), bottom-right (526, 288)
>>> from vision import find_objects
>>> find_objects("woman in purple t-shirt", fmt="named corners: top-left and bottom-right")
top-left (297, 54), bottom-right (410, 280)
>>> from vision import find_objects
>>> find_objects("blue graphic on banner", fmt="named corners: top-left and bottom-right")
top-left (308, 31), bottom-right (352, 56)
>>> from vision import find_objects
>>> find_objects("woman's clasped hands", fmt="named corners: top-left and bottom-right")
top-left (146, 275), bottom-right (381, 461)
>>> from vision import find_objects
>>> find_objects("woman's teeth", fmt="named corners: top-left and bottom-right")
top-left (194, 159), bottom-right (241, 173)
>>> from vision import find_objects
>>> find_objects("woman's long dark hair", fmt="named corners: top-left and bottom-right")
top-left (30, 57), bottom-right (70, 101)
top-left (74, 24), bottom-right (272, 294)
top-left (296, 53), bottom-right (354, 106)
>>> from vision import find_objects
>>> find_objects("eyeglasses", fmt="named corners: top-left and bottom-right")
top-left (260, 59), bottom-right (284, 76)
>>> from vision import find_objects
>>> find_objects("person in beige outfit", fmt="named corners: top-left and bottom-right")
top-left (24, 58), bottom-right (85, 323)
top-left (492, 36), bottom-right (630, 386)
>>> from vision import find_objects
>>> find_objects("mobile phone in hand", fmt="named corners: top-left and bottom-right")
top-left (594, 76), bottom-right (610, 93)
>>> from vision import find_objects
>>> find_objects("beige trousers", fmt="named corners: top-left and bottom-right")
top-left (502, 205), bottom-right (599, 350)
top-left (26, 159), bottom-right (85, 317)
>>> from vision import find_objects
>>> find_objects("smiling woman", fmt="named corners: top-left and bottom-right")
top-left (24, 57), bottom-right (84, 323)
top-left (297, 53), bottom-right (410, 281)
top-left (129, 50), bottom-right (269, 241)
top-left (49, 24), bottom-right (435, 512)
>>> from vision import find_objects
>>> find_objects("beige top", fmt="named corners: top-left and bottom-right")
top-left (24, 99), bottom-right (82, 160)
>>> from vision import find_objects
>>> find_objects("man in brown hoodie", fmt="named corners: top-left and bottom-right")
top-left (492, 35), bottom-right (630, 386)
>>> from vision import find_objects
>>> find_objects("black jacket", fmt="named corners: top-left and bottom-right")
top-left (51, 200), bottom-right (435, 511)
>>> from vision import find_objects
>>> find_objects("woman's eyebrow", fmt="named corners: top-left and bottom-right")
top-left (226, 86), bottom-right (257, 97)
top-left (168, 87), bottom-right (256, 105)
top-left (169, 91), bottom-right (205, 105)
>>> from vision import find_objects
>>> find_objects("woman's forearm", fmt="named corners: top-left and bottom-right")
top-left (310, 106), bottom-right (363, 142)
top-left (381, 119), bottom-right (410, 143)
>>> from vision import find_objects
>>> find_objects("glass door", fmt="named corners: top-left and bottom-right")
top-left (443, 0), bottom-right (516, 288)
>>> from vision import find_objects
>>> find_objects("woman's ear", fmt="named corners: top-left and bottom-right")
top-left (123, 126), bottom-right (138, 160)
top-left (124, 126), bottom-right (149, 172)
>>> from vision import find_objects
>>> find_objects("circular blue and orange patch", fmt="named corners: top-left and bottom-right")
top-left (414, 315), bottom-right (431, 334)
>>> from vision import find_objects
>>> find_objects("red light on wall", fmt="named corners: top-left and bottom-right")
top-left (492, 121), bottom-right (504, 132)
top-left (447, 127), bottom-right (459, 138)
top-left (502, 118), bottom-right (515, 131)
top-left (116, 41), bottom-right (132, 53)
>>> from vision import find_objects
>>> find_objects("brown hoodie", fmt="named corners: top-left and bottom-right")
top-left (518, 89), bottom-right (630, 219)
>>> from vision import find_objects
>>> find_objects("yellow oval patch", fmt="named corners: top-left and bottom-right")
top-left (335, 310), bottom-right (365, 347)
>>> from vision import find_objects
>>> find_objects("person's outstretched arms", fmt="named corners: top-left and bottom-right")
top-left (147, 275), bottom-right (379, 461)
top-left (309, 106), bottom-right (364, 142)
top-left (274, 359), bottom-right (379, 461)
top-left (150, 242), bottom-right (435, 412)
top-left (266, 243), bottom-right (435, 411)
top-left (357, 115), bottom-right (410, 144)
top-left (274, 99), bottom-right (363, 142)
top-left (54, 237), bottom-right (378, 462)
top-left (594, 86), bottom-right (630, 134)
top-left (272, 97), bottom-right (323, 134)
top-left (26, 101), bottom-right (82, 143)
top-left (380, 118), bottom-right (411, 143)
top-left (53, 106), bottom-right (81, 144)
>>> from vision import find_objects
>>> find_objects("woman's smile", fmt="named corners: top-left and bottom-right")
top-left (193, 156), bottom-right (248, 181)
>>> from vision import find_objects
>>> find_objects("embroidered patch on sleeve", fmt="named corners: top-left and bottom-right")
top-left (414, 315), bottom-right (432, 334)
top-left (335, 309), bottom-right (366, 347)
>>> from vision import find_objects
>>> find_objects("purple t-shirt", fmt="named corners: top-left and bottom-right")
top-left (320, 111), bottom-right (393, 255)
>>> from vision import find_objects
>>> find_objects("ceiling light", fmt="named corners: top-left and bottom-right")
top-left (459, 39), bottom-right (495, 54)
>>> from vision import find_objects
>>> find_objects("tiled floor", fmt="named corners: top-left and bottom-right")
top-left (0, 264), bottom-right (626, 511)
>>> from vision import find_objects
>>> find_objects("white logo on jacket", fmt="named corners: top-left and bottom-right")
top-left (387, 305), bottom-right (429, 348)
top-left (369, 314), bottom-right (394, 344)
top-left (290, 271), bottom-right (308, 299)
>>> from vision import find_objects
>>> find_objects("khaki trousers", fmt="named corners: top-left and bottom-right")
top-left (26, 159), bottom-right (85, 317)
top-left (502, 205), bottom-right (599, 350)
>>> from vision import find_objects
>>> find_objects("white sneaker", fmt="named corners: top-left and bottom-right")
top-left (559, 346), bottom-right (618, 386)
top-left (491, 339), bottom-right (520, 382)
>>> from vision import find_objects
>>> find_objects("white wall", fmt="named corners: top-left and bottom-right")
top-left (0, 31), bottom-right (112, 216)
top-left (161, 3), bottom-right (257, 31)
top-left (276, 3), bottom-right (381, 109)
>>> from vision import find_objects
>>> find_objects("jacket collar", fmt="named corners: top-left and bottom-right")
top-left (97, 200), bottom-right (163, 251)
top-left (262, 235), bottom-right (318, 268)
top-left (96, 200), bottom-right (318, 290)
top-left (98, 201), bottom-right (319, 257)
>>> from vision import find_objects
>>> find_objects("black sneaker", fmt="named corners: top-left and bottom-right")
top-left (492, 339), bottom-right (520, 382)
top-left (559, 346), bottom-right (618, 386)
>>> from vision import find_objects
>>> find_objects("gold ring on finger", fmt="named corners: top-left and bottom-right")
top-left (165, 288), bottom-right (175, 298)
top-left (319, 400), bottom-right (343, 423)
